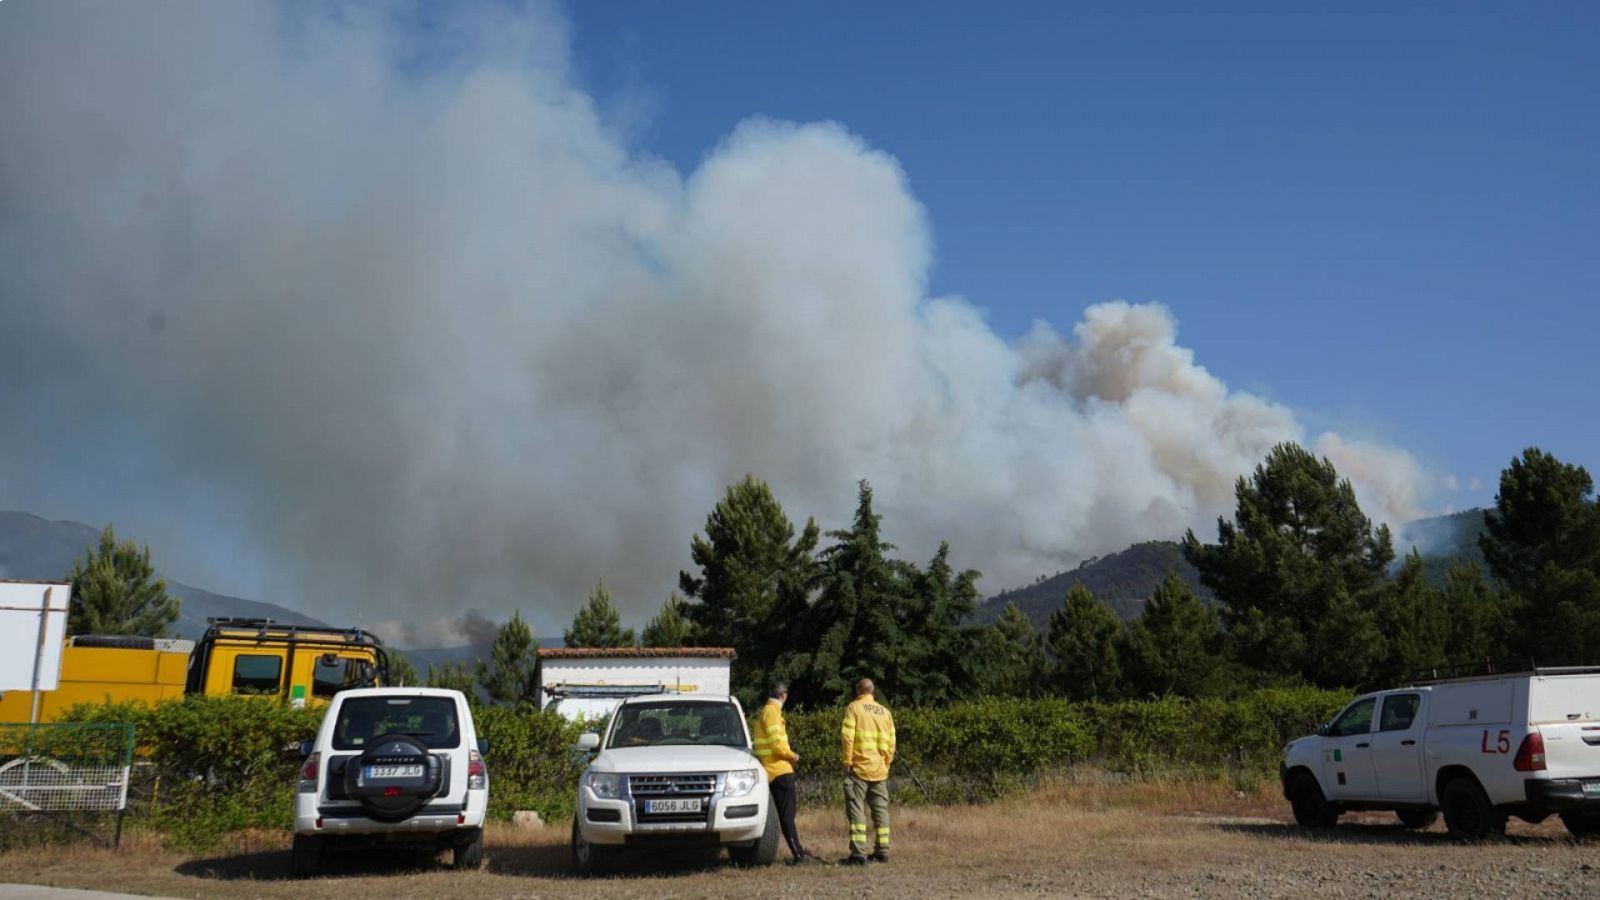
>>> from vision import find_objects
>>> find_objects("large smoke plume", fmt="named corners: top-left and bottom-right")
top-left (0, 2), bottom-right (1435, 641)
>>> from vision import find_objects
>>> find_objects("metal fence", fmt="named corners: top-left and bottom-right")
top-left (0, 722), bottom-right (136, 846)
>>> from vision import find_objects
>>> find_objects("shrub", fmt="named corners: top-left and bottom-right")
top-left (50, 687), bottom-right (1349, 846)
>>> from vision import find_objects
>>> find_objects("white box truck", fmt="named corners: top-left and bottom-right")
top-left (1282, 664), bottom-right (1600, 839)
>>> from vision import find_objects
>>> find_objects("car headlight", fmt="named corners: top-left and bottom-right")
top-left (585, 772), bottom-right (624, 800)
top-left (724, 768), bottom-right (761, 798)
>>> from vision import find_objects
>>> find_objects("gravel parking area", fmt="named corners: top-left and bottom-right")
top-left (4, 783), bottom-right (1599, 898)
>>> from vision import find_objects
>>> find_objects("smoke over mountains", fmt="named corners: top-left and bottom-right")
top-left (0, 2), bottom-right (1436, 634)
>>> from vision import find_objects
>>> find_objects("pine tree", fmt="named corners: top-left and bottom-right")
top-left (1481, 448), bottom-right (1600, 591)
top-left (1480, 447), bottom-right (1600, 662)
top-left (1369, 552), bottom-right (1448, 685)
top-left (564, 582), bottom-right (636, 648)
top-left (784, 480), bottom-right (908, 704)
top-left (1439, 562), bottom-right (1516, 665)
top-left (1183, 442), bottom-right (1394, 687)
top-left (680, 475), bottom-right (819, 698)
top-left (388, 653), bottom-right (419, 687)
top-left (973, 602), bottom-right (1047, 697)
top-left (426, 661), bottom-right (477, 696)
top-left (1119, 573), bottom-right (1226, 698)
top-left (1045, 584), bottom-right (1123, 700)
top-left (896, 542), bottom-right (981, 703)
top-left (476, 611), bottom-right (538, 703)
top-left (68, 524), bottom-right (181, 637)
top-left (640, 593), bottom-right (693, 648)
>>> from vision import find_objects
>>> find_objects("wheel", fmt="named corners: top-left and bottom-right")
top-left (1396, 809), bottom-right (1439, 830)
top-left (727, 805), bottom-right (779, 867)
top-left (1288, 774), bottom-right (1339, 829)
top-left (1561, 811), bottom-right (1600, 840)
top-left (290, 834), bottom-right (323, 878)
top-left (452, 828), bottom-right (484, 870)
top-left (1441, 777), bottom-right (1506, 841)
top-left (571, 818), bottom-right (617, 875)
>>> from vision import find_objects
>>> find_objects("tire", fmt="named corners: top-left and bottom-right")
top-left (1441, 777), bottom-right (1506, 841)
top-left (1561, 811), bottom-right (1600, 840)
top-left (1396, 809), bottom-right (1439, 830)
top-left (570, 818), bottom-right (617, 876)
top-left (727, 805), bottom-right (779, 867)
top-left (290, 834), bottom-right (323, 878)
top-left (452, 828), bottom-right (484, 870)
top-left (1288, 774), bottom-right (1339, 829)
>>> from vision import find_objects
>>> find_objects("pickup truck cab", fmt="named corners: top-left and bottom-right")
top-left (1282, 665), bottom-right (1600, 839)
top-left (570, 693), bottom-right (777, 873)
top-left (292, 687), bottom-right (488, 876)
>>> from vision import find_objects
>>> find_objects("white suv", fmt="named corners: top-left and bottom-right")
top-left (570, 694), bottom-right (777, 873)
top-left (293, 688), bottom-right (489, 876)
top-left (1282, 666), bottom-right (1600, 840)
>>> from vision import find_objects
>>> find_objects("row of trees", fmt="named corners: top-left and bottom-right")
top-left (55, 441), bottom-right (1600, 709)
top-left (983, 443), bottom-right (1600, 701)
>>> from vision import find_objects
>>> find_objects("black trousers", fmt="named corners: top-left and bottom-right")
top-left (769, 772), bottom-right (803, 857)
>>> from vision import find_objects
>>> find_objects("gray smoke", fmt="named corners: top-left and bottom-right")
top-left (0, 2), bottom-right (1439, 638)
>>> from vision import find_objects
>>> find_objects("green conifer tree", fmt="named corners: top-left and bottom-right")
top-left (564, 582), bottom-right (636, 648)
top-left (68, 524), bottom-right (180, 637)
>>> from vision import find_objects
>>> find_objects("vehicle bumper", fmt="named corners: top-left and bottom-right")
top-left (577, 788), bottom-right (767, 847)
top-left (1524, 778), bottom-right (1600, 811)
top-left (294, 793), bottom-right (487, 836)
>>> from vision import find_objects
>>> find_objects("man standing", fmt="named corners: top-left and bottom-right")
top-left (840, 677), bottom-right (895, 864)
top-left (753, 680), bottom-right (818, 864)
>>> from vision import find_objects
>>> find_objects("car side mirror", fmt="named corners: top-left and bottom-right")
top-left (299, 739), bottom-right (314, 758)
top-left (477, 738), bottom-right (490, 756)
top-left (1314, 723), bottom-right (1330, 737)
top-left (575, 732), bottom-right (600, 752)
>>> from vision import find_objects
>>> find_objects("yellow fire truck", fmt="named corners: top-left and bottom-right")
top-left (0, 617), bottom-right (391, 722)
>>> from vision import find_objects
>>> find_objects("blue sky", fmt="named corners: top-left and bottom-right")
top-left (565, 1), bottom-right (1600, 504)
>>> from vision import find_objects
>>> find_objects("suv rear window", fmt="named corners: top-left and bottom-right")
top-left (607, 700), bottom-right (746, 749)
top-left (333, 696), bottom-right (461, 750)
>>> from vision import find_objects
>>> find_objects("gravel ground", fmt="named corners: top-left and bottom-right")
top-left (4, 784), bottom-right (1599, 898)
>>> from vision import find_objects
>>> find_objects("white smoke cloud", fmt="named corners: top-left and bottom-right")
top-left (0, 2), bottom-right (1437, 637)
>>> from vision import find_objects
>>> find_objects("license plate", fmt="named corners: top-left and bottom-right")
top-left (1583, 781), bottom-right (1600, 796)
top-left (365, 764), bottom-right (423, 779)
top-left (644, 798), bottom-right (702, 814)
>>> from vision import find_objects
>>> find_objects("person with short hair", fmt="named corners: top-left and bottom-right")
top-left (753, 680), bottom-right (819, 863)
top-left (840, 678), bottom-right (895, 864)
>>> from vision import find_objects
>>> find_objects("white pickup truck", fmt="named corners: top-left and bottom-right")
top-left (1282, 665), bottom-right (1600, 839)
top-left (570, 693), bottom-right (778, 873)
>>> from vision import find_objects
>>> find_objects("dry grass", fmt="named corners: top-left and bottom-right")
top-left (4, 780), bottom-right (1599, 898)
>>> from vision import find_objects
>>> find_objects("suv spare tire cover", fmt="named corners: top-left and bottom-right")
top-left (343, 732), bottom-right (444, 822)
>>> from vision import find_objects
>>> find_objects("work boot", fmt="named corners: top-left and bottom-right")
top-left (871, 850), bottom-right (890, 863)
top-left (842, 854), bottom-right (868, 866)
top-left (790, 851), bottom-right (825, 865)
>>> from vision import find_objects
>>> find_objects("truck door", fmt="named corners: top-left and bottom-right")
top-left (1321, 696), bottom-right (1380, 801)
top-left (1371, 691), bottom-right (1427, 802)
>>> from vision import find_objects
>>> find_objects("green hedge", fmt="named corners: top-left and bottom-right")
top-left (780, 686), bottom-right (1346, 802)
top-left (54, 688), bottom-right (1345, 847)
top-left (58, 697), bottom-right (584, 849)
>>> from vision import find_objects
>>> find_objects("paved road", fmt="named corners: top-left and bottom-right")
top-left (0, 887), bottom-right (163, 900)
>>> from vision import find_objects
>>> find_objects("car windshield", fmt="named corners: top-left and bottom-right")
top-left (607, 700), bottom-right (745, 749)
top-left (332, 696), bottom-right (461, 750)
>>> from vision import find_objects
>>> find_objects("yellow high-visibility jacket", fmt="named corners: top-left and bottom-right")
top-left (753, 698), bottom-right (800, 781)
top-left (840, 694), bottom-right (896, 782)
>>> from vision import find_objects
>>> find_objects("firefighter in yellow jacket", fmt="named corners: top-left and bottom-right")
top-left (840, 677), bottom-right (895, 864)
top-left (753, 680), bottom-right (820, 864)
